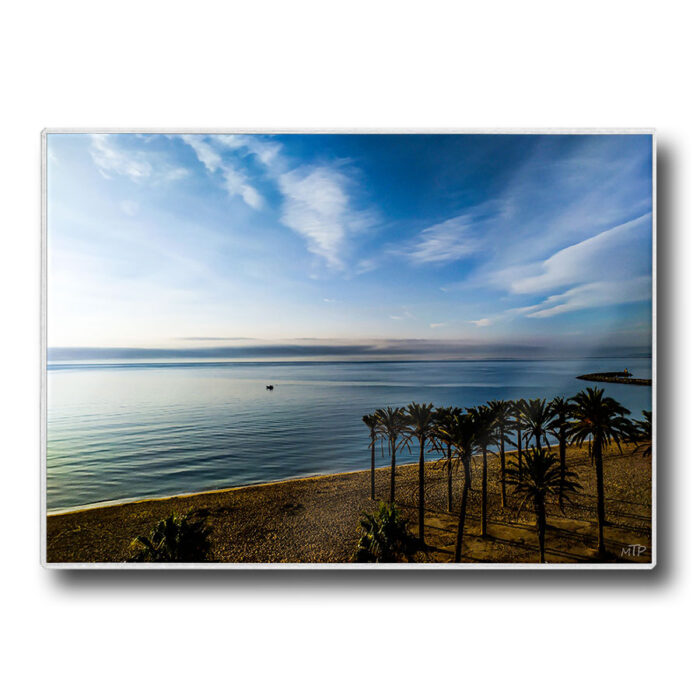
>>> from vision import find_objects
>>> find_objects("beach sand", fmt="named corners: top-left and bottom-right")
top-left (46, 443), bottom-right (652, 564)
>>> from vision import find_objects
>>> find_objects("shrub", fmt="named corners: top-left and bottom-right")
top-left (353, 501), bottom-right (418, 563)
top-left (129, 511), bottom-right (212, 562)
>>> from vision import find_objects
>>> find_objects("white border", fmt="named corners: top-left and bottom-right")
top-left (41, 129), bottom-right (656, 570)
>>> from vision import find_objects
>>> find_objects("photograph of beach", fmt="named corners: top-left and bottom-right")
top-left (43, 131), bottom-right (654, 566)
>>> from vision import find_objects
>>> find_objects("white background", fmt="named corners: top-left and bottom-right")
top-left (1, 1), bottom-right (696, 698)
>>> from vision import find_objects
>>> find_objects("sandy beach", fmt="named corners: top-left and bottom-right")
top-left (46, 442), bottom-right (651, 564)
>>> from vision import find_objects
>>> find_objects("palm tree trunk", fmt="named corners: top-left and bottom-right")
top-left (418, 437), bottom-right (425, 545)
top-left (499, 428), bottom-right (506, 507)
top-left (517, 426), bottom-right (522, 481)
top-left (480, 447), bottom-right (488, 537)
top-left (535, 494), bottom-right (546, 563)
top-left (390, 438), bottom-right (397, 503)
top-left (558, 427), bottom-right (565, 508)
top-left (446, 445), bottom-right (453, 513)
top-left (370, 433), bottom-right (376, 500)
top-left (454, 453), bottom-right (471, 563)
top-left (594, 438), bottom-right (606, 560)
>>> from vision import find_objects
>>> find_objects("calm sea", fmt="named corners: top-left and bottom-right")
top-left (46, 357), bottom-right (652, 512)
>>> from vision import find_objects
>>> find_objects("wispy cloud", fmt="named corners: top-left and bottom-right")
top-left (502, 213), bottom-right (653, 318)
top-left (180, 135), bottom-right (373, 269)
top-left (507, 214), bottom-right (651, 296)
top-left (429, 322), bottom-right (447, 328)
top-left (389, 308), bottom-right (414, 321)
top-left (222, 137), bottom-right (378, 271)
top-left (520, 276), bottom-right (652, 318)
top-left (90, 135), bottom-right (152, 181)
top-left (470, 318), bottom-right (492, 327)
top-left (400, 214), bottom-right (481, 265)
top-left (278, 165), bottom-right (372, 270)
top-left (495, 137), bottom-right (652, 263)
top-left (181, 135), bottom-right (264, 210)
top-left (90, 135), bottom-right (188, 184)
top-left (180, 135), bottom-right (221, 172)
top-left (443, 138), bottom-right (652, 301)
top-left (213, 134), bottom-right (283, 168)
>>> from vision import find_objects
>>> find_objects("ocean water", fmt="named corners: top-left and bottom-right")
top-left (46, 358), bottom-right (652, 511)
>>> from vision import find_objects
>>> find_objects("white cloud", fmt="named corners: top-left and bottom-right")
top-left (429, 322), bottom-right (447, 328)
top-left (181, 135), bottom-right (221, 172)
top-left (181, 135), bottom-right (264, 210)
top-left (494, 212), bottom-right (653, 320)
top-left (214, 134), bottom-right (283, 168)
top-left (523, 276), bottom-right (652, 318)
top-left (278, 166), bottom-right (369, 269)
top-left (182, 135), bottom-right (374, 268)
top-left (221, 168), bottom-right (264, 209)
top-left (442, 138), bottom-right (652, 299)
top-left (389, 308), bottom-right (414, 321)
top-left (90, 135), bottom-right (152, 181)
top-left (470, 318), bottom-right (492, 327)
top-left (401, 214), bottom-right (481, 264)
top-left (90, 135), bottom-right (189, 184)
top-left (508, 213), bottom-right (651, 296)
top-left (491, 137), bottom-right (653, 263)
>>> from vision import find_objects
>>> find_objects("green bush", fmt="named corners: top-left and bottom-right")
top-left (353, 501), bottom-right (418, 563)
top-left (129, 511), bottom-right (212, 562)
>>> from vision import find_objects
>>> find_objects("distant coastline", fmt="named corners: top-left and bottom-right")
top-left (577, 371), bottom-right (651, 386)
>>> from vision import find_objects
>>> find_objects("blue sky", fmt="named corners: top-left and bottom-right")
top-left (46, 132), bottom-right (653, 360)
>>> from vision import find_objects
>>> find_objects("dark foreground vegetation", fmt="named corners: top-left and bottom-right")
top-left (129, 511), bottom-right (212, 562)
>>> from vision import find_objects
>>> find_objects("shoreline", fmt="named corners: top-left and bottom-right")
top-left (47, 446), bottom-right (532, 516)
top-left (46, 464), bottom-right (381, 517)
top-left (46, 443), bottom-right (651, 564)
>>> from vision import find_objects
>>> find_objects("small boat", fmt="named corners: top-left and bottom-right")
top-left (266, 385), bottom-right (274, 391)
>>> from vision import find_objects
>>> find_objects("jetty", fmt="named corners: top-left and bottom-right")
top-left (577, 371), bottom-right (651, 386)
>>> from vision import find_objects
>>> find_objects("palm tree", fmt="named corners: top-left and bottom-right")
top-left (520, 398), bottom-right (550, 450)
top-left (546, 396), bottom-right (573, 508)
top-left (433, 410), bottom-right (478, 562)
top-left (569, 387), bottom-right (635, 560)
top-left (433, 406), bottom-right (462, 512)
top-left (472, 405), bottom-right (497, 537)
top-left (129, 511), bottom-right (212, 562)
top-left (405, 402), bottom-right (434, 545)
top-left (634, 410), bottom-right (652, 457)
top-left (506, 449), bottom-right (582, 563)
top-left (375, 406), bottom-right (407, 504)
top-left (353, 501), bottom-right (418, 563)
top-left (362, 412), bottom-right (380, 499)
top-left (510, 398), bottom-right (526, 480)
top-left (488, 400), bottom-right (512, 508)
